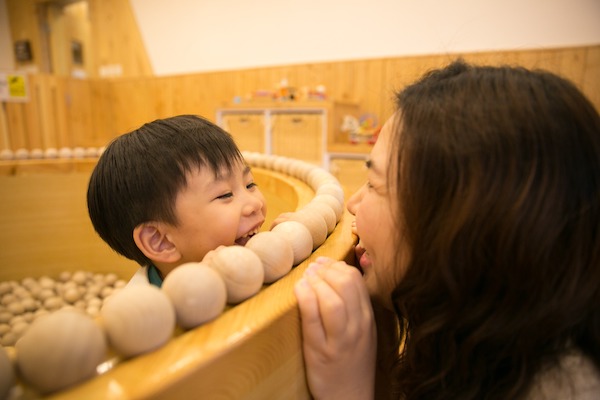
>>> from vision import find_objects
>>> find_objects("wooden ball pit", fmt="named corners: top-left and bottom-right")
top-left (0, 157), bottom-right (357, 400)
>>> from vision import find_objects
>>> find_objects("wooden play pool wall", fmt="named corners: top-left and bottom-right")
top-left (0, 158), bottom-right (357, 399)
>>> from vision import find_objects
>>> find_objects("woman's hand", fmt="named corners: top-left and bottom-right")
top-left (294, 256), bottom-right (376, 400)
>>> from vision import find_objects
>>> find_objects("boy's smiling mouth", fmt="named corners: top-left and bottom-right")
top-left (235, 224), bottom-right (262, 246)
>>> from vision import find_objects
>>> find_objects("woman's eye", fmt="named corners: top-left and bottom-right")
top-left (366, 181), bottom-right (374, 189)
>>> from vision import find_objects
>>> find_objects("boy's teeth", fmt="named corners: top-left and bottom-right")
top-left (241, 228), bottom-right (258, 239)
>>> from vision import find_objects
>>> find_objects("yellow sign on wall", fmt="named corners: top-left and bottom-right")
top-left (0, 73), bottom-right (29, 102)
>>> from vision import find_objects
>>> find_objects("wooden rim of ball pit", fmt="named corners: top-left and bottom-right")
top-left (1, 154), bottom-right (358, 400)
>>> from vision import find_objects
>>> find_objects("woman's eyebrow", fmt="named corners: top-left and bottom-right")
top-left (365, 159), bottom-right (372, 169)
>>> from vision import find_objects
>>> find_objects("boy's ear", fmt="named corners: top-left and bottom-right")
top-left (133, 222), bottom-right (181, 264)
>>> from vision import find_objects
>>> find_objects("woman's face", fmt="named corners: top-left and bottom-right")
top-left (346, 115), bottom-right (408, 307)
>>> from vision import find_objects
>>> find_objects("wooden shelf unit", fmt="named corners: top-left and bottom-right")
top-left (216, 101), bottom-right (367, 170)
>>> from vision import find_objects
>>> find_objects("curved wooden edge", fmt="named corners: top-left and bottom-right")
top-left (0, 159), bottom-right (98, 176)
top-left (36, 169), bottom-right (358, 399)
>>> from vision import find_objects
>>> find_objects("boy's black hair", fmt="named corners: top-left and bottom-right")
top-left (87, 114), bottom-right (244, 266)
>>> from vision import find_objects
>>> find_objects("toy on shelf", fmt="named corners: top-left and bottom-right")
top-left (341, 113), bottom-right (380, 145)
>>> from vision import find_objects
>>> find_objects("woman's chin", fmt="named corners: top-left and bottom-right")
top-left (359, 250), bottom-right (373, 272)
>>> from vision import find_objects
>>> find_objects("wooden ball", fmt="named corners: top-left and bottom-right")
top-left (44, 148), bottom-right (58, 159)
top-left (0, 346), bottom-right (14, 399)
top-left (316, 183), bottom-right (345, 205)
top-left (100, 284), bottom-right (175, 357)
top-left (58, 147), bottom-right (72, 158)
top-left (29, 148), bottom-right (44, 159)
top-left (288, 209), bottom-right (328, 250)
top-left (206, 246), bottom-right (264, 304)
top-left (162, 262), bottom-right (227, 329)
top-left (246, 231), bottom-right (294, 283)
top-left (14, 148), bottom-right (29, 160)
top-left (15, 309), bottom-right (106, 394)
top-left (272, 156), bottom-right (290, 173)
top-left (271, 220), bottom-right (313, 265)
top-left (312, 193), bottom-right (344, 221)
top-left (0, 149), bottom-right (13, 161)
top-left (304, 201), bottom-right (337, 234)
top-left (72, 147), bottom-right (85, 159)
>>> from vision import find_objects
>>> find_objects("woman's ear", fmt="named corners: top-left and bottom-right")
top-left (133, 222), bottom-right (181, 264)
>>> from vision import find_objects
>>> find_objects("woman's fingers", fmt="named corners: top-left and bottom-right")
top-left (294, 277), bottom-right (326, 345)
top-left (299, 258), bottom-right (371, 343)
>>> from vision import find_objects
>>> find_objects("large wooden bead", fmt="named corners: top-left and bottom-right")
top-left (287, 209), bottom-right (328, 250)
top-left (0, 346), bottom-right (14, 398)
top-left (162, 262), bottom-right (227, 329)
top-left (304, 201), bottom-right (337, 234)
top-left (100, 284), bottom-right (175, 357)
top-left (271, 220), bottom-right (313, 265)
top-left (245, 231), bottom-right (294, 283)
top-left (312, 193), bottom-right (344, 222)
top-left (206, 246), bottom-right (264, 304)
top-left (316, 183), bottom-right (345, 206)
top-left (15, 309), bottom-right (106, 394)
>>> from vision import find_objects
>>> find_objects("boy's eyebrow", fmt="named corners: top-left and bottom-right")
top-left (214, 164), bottom-right (250, 180)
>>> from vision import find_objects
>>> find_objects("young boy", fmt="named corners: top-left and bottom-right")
top-left (87, 115), bottom-right (267, 287)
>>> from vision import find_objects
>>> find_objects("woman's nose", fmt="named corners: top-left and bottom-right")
top-left (346, 183), bottom-right (366, 215)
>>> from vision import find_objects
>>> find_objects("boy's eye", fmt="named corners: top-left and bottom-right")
top-left (216, 192), bottom-right (233, 200)
top-left (246, 182), bottom-right (257, 190)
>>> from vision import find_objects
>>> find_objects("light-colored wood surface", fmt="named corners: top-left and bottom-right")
top-left (1, 44), bottom-right (597, 155)
top-left (0, 164), bottom-right (138, 281)
top-left (0, 163), bottom-right (358, 399)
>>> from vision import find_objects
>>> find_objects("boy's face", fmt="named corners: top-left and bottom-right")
top-left (164, 161), bottom-right (267, 267)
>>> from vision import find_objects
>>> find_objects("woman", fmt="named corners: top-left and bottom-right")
top-left (295, 61), bottom-right (600, 399)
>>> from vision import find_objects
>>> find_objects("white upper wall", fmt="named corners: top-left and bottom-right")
top-left (131, 0), bottom-right (600, 76)
top-left (2, 0), bottom-right (599, 75)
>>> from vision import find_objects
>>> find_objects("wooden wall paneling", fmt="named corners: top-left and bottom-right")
top-left (38, 74), bottom-right (62, 150)
top-left (88, 78), bottom-right (118, 146)
top-left (108, 78), bottom-right (161, 136)
top-left (1, 45), bottom-right (598, 154)
top-left (87, 0), bottom-right (153, 78)
top-left (581, 46), bottom-right (600, 111)
top-left (169, 74), bottom-right (206, 117)
top-left (350, 58), bottom-right (388, 125)
top-left (0, 172), bottom-right (139, 281)
top-left (328, 61), bottom-right (356, 103)
top-left (200, 71), bottom-right (236, 119)
top-left (0, 103), bottom-right (9, 150)
top-left (65, 77), bottom-right (97, 148)
top-left (25, 74), bottom-right (45, 151)
top-left (46, 3), bottom-right (69, 76)
top-left (6, 0), bottom-right (44, 72)
top-left (52, 76), bottom-right (70, 149)
top-left (382, 54), bottom-right (445, 120)
top-left (4, 103), bottom-right (28, 150)
top-left (151, 77), bottom-right (176, 119)
top-left (63, 1), bottom-right (93, 78)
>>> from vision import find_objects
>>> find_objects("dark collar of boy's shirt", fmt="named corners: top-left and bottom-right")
top-left (148, 263), bottom-right (163, 287)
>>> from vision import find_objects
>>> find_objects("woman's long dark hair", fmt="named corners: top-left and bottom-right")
top-left (387, 61), bottom-right (600, 399)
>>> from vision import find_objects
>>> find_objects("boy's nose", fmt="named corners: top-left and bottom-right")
top-left (242, 193), bottom-right (263, 216)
